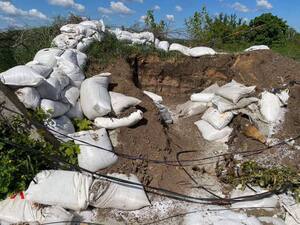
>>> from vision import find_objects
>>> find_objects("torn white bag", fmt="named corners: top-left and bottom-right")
top-left (194, 120), bottom-right (233, 142)
top-left (89, 173), bottom-right (150, 210)
top-left (15, 87), bottom-right (40, 110)
top-left (72, 129), bottom-right (118, 171)
top-left (94, 110), bottom-right (143, 129)
top-left (110, 91), bottom-right (141, 115)
top-left (0, 65), bottom-right (45, 87)
top-left (46, 115), bottom-right (75, 141)
top-left (25, 170), bottom-right (93, 211)
top-left (80, 76), bottom-right (111, 120)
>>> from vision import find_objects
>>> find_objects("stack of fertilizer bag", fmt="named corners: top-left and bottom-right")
top-left (0, 20), bottom-right (150, 224)
top-left (110, 28), bottom-right (217, 57)
top-left (178, 80), bottom-right (288, 143)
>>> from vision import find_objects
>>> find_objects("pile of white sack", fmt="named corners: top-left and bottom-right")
top-left (0, 170), bottom-right (150, 224)
top-left (178, 80), bottom-right (288, 142)
top-left (0, 19), bottom-right (151, 224)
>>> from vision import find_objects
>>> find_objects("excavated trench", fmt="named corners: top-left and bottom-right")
top-left (86, 50), bottom-right (300, 196)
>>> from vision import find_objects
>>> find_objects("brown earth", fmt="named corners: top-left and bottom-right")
top-left (87, 50), bottom-right (300, 195)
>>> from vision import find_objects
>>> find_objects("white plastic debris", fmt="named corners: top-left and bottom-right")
top-left (40, 206), bottom-right (74, 225)
top-left (60, 24), bottom-right (79, 34)
top-left (216, 80), bottom-right (256, 104)
top-left (212, 96), bottom-right (259, 113)
top-left (176, 101), bottom-right (208, 118)
top-left (40, 99), bottom-right (70, 118)
top-left (156, 102), bottom-right (173, 124)
top-left (143, 90), bottom-right (163, 103)
top-left (15, 87), bottom-right (40, 110)
top-left (194, 120), bottom-right (233, 142)
top-left (80, 20), bottom-right (105, 33)
top-left (33, 48), bottom-right (64, 67)
top-left (169, 43), bottom-right (191, 56)
top-left (245, 45), bottom-right (270, 52)
top-left (202, 107), bottom-right (234, 130)
top-left (157, 41), bottom-right (170, 52)
top-left (26, 61), bottom-right (53, 78)
top-left (189, 47), bottom-right (216, 57)
top-left (66, 100), bottom-right (84, 119)
top-left (25, 170), bottom-right (93, 211)
top-left (47, 116), bottom-right (75, 141)
top-left (110, 91), bottom-right (141, 115)
top-left (37, 75), bottom-right (70, 100)
top-left (90, 173), bottom-right (150, 210)
top-left (260, 91), bottom-right (282, 123)
top-left (231, 187), bottom-right (278, 210)
top-left (77, 37), bottom-right (94, 52)
top-left (0, 65), bottom-right (45, 87)
top-left (183, 207), bottom-right (262, 225)
top-left (154, 38), bottom-right (160, 48)
top-left (72, 129), bottom-right (118, 171)
top-left (80, 75), bottom-right (111, 120)
top-left (94, 110), bottom-right (143, 129)
top-left (61, 86), bottom-right (80, 107)
top-left (56, 56), bottom-right (85, 87)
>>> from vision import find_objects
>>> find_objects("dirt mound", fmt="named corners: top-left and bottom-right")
top-left (88, 50), bottom-right (300, 194)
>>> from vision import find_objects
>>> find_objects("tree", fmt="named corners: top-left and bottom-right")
top-left (144, 10), bottom-right (166, 39)
top-left (248, 13), bottom-right (289, 45)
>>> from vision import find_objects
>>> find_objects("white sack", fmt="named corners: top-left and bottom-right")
top-left (0, 193), bottom-right (42, 223)
top-left (60, 24), bottom-right (79, 34)
top-left (37, 76), bottom-right (70, 100)
top-left (260, 91), bottom-right (281, 123)
top-left (57, 56), bottom-right (85, 87)
top-left (15, 87), bottom-right (40, 110)
top-left (245, 45), bottom-right (270, 52)
top-left (110, 91), bottom-right (141, 115)
top-left (143, 90), bottom-right (163, 103)
top-left (212, 95), bottom-right (259, 113)
top-left (169, 43), bottom-right (191, 56)
top-left (191, 83), bottom-right (220, 103)
top-left (92, 32), bottom-right (104, 42)
top-left (72, 129), bottom-right (118, 171)
top-left (202, 107), bottom-right (234, 130)
top-left (49, 67), bottom-right (66, 78)
top-left (77, 37), bottom-right (94, 52)
top-left (80, 76), bottom-right (111, 120)
top-left (74, 50), bottom-right (88, 69)
top-left (90, 173), bottom-right (150, 210)
top-left (157, 41), bottom-right (169, 52)
top-left (40, 99), bottom-right (70, 118)
top-left (25, 170), bottom-right (93, 211)
top-left (62, 86), bottom-right (80, 107)
top-left (216, 80), bottom-right (256, 104)
top-left (66, 100), bottom-right (84, 119)
top-left (26, 61), bottom-right (53, 78)
top-left (176, 101), bottom-right (208, 118)
top-left (0, 65), bottom-right (45, 87)
top-left (194, 120), bottom-right (232, 142)
top-left (154, 38), bottom-right (160, 48)
top-left (60, 49), bottom-right (79, 66)
top-left (133, 31), bottom-right (155, 43)
top-left (80, 20), bottom-right (105, 32)
top-left (34, 48), bottom-right (64, 67)
top-left (189, 47), bottom-right (216, 57)
top-left (94, 110), bottom-right (143, 129)
top-left (52, 33), bottom-right (82, 49)
top-left (47, 116), bottom-right (75, 141)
